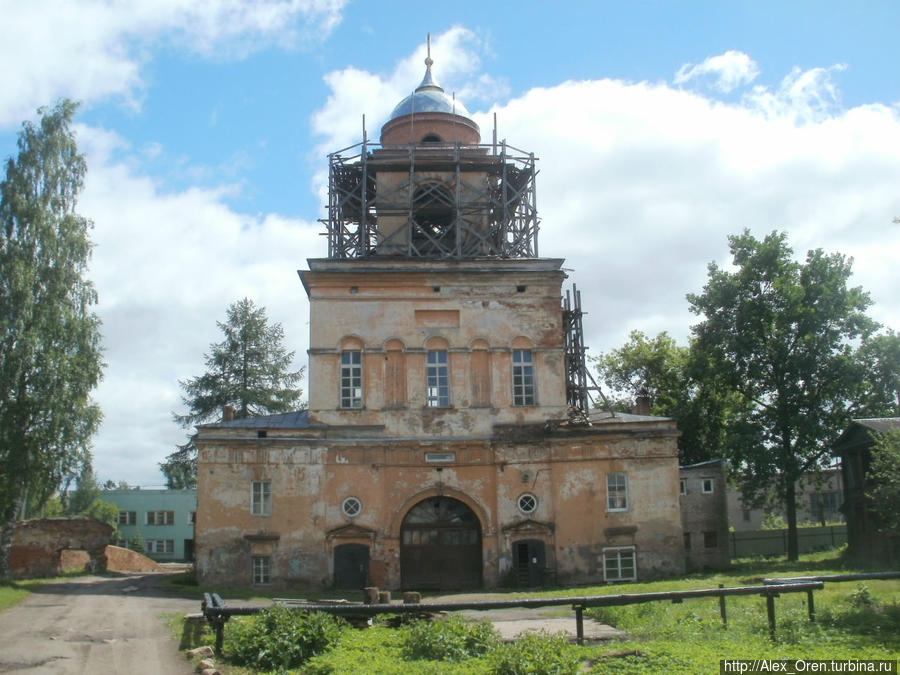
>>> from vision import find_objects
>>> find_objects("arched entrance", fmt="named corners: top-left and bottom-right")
top-left (401, 496), bottom-right (482, 589)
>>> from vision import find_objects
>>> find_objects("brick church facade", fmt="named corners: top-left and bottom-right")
top-left (194, 49), bottom-right (686, 590)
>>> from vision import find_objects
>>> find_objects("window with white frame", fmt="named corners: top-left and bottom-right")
top-left (603, 546), bottom-right (636, 582)
top-left (146, 510), bottom-right (174, 525)
top-left (251, 481), bottom-right (272, 516)
top-left (426, 350), bottom-right (450, 407)
top-left (340, 350), bottom-right (363, 408)
top-left (701, 477), bottom-right (714, 494)
top-left (517, 493), bottom-right (538, 514)
top-left (607, 472), bottom-right (629, 511)
top-left (342, 496), bottom-right (362, 517)
top-left (145, 539), bottom-right (174, 555)
top-left (117, 510), bottom-right (136, 525)
top-left (511, 349), bottom-right (535, 406)
top-left (187, 511), bottom-right (196, 525)
top-left (679, 479), bottom-right (686, 496)
top-left (252, 556), bottom-right (271, 584)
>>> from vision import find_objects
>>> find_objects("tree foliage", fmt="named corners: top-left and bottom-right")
top-left (867, 430), bottom-right (900, 534)
top-left (0, 100), bottom-right (104, 581)
top-left (687, 229), bottom-right (877, 560)
top-left (161, 298), bottom-right (304, 488)
top-left (594, 330), bottom-right (745, 464)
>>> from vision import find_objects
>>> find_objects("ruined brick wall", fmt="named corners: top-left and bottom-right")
top-left (10, 517), bottom-right (113, 580)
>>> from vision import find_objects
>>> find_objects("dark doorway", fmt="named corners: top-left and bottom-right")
top-left (183, 539), bottom-right (194, 562)
top-left (514, 539), bottom-right (546, 587)
top-left (401, 497), bottom-right (482, 590)
top-left (333, 544), bottom-right (370, 589)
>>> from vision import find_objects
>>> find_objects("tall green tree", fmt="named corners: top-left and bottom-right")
top-left (868, 429), bottom-right (900, 534)
top-left (161, 298), bottom-right (304, 488)
top-left (687, 230), bottom-right (876, 560)
top-left (0, 100), bottom-right (104, 581)
top-left (594, 330), bottom-right (744, 464)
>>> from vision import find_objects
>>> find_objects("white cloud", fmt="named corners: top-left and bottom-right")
top-left (675, 50), bottom-right (761, 93)
top-left (313, 49), bottom-right (900, 392)
top-left (476, 72), bottom-right (900, 362)
top-left (76, 125), bottom-right (319, 484)
top-left (0, 0), bottom-right (347, 127)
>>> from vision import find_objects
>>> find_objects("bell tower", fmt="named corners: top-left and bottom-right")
top-left (301, 44), bottom-right (567, 435)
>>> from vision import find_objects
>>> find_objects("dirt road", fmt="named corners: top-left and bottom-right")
top-left (0, 572), bottom-right (198, 674)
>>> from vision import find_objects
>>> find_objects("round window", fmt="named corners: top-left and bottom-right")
top-left (342, 496), bottom-right (362, 517)
top-left (517, 493), bottom-right (538, 514)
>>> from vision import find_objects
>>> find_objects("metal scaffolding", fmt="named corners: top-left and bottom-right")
top-left (322, 140), bottom-right (539, 259)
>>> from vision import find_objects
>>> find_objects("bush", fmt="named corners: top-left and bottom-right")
top-left (403, 615), bottom-right (499, 662)
top-left (225, 606), bottom-right (345, 671)
top-left (489, 632), bottom-right (581, 675)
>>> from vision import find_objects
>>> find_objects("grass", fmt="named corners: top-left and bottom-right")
top-left (168, 548), bottom-right (899, 674)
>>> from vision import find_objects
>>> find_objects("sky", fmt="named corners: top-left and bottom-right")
top-left (1, 1), bottom-right (899, 487)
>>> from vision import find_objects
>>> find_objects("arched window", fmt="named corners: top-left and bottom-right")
top-left (421, 133), bottom-right (442, 143)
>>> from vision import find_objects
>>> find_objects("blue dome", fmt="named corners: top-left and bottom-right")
top-left (388, 62), bottom-right (472, 121)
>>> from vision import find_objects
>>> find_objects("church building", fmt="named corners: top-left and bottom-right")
top-left (194, 49), bottom-right (685, 590)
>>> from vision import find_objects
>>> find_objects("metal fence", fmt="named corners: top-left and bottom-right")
top-left (730, 525), bottom-right (847, 558)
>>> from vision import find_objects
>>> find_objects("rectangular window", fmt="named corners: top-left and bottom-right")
top-left (253, 556), bottom-right (271, 584)
top-left (117, 511), bottom-right (136, 526)
top-left (340, 350), bottom-right (363, 408)
top-left (145, 539), bottom-right (174, 555)
top-left (704, 531), bottom-right (718, 548)
top-left (426, 350), bottom-right (450, 407)
top-left (512, 349), bottom-right (535, 406)
top-left (679, 479), bottom-right (686, 496)
top-left (188, 511), bottom-right (196, 525)
top-left (607, 472), bottom-right (629, 511)
top-left (251, 481), bottom-right (272, 516)
top-left (603, 546), bottom-right (636, 582)
top-left (146, 510), bottom-right (174, 526)
top-left (701, 478), bottom-right (714, 494)
top-left (683, 532), bottom-right (691, 550)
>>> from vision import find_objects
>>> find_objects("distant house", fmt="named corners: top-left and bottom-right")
top-left (725, 467), bottom-right (844, 532)
top-left (102, 489), bottom-right (197, 561)
top-left (833, 418), bottom-right (900, 564)
top-left (679, 459), bottom-right (730, 570)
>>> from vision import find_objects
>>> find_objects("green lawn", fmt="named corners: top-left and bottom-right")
top-left (170, 549), bottom-right (900, 674)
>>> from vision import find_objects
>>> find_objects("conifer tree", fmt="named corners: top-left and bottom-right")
top-left (161, 298), bottom-right (304, 488)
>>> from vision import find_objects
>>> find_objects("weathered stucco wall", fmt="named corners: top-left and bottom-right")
top-left (680, 461), bottom-right (730, 570)
top-left (302, 259), bottom-right (569, 433)
top-left (196, 419), bottom-right (685, 589)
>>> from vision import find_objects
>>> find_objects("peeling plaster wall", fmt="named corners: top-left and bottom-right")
top-left (302, 260), bottom-right (569, 434)
top-left (195, 422), bottom-right (685, 588)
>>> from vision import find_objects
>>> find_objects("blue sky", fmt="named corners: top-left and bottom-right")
top-left (2, 1), bottom-right (899, 486)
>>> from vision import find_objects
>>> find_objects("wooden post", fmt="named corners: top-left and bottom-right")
top-left (718, 584), bottom-right (727, 627)
top-left (765, 593), bottom-right (777, 642)
top-left (573, 605), bottom-right (584, 646)
top-left (806, 589), bottom-right (815, 622)
top-left (214, 618), bottom-right (225, 655)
